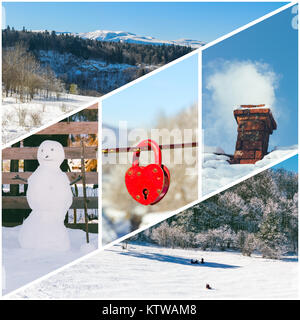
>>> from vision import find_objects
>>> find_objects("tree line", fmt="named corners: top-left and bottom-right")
top-left (2, 44), bottom-right (64, 102)
top-left (134, 168), bottom-right (298, 259)
top-left (2, 27), bottom-right (193, 66)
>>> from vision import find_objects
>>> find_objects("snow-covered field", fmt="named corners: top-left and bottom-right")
top-left (203, 145), bottom-right (298, 195)
top-left (8, 243), bottom-right (298, 299)
top-left (2, 93), bottom-right (96, 145)
top-left (2, 226), bottom-right (98, 295)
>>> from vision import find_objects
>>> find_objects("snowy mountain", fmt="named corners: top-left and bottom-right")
top-left (4, 28), bottom-right (194, 104)
top-left (77, 30), bottom-right (205, 48)
top-left (32, 29), bottom-right (205, 48)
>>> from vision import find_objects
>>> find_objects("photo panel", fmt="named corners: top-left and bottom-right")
top-left (10, 155), bottom-right (298, 300)
top-left (2, 103), bottom-right (98, 294)
top-left (1, 1), bottom-right (288, 146)
top-left (102, 54), bottom-right (198, 244)
top-left (202, 6), bottom-right (298, 196)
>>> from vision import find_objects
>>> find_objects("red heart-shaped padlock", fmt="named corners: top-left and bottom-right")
top-left (125, 139), bottom-right (170, 205)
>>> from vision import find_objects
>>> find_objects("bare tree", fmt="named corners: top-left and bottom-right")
top-left (2, 43), bottom-right (64, 102)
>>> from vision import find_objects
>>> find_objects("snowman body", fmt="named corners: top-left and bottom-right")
top-left (18, 140), bottom-right (73, 251)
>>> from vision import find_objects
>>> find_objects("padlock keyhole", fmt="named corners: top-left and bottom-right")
top-left (142, 188), bottom-right (148, 200)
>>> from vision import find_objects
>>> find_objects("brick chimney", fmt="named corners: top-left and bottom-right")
top-left (232, 104), bottom-right (277, 164)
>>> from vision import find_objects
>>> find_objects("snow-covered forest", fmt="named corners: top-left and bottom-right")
top-left (2, 44), bottom-right (65, 102)
top-left (2, 43), bottom-right (96, 144)
top-left (3, 28), bottom-right (193, 66)
top-left (135, 167), bottom-right (298, 259)
top-left (2, 28), bottom-right (194, 144)
top-left (2, 28), bottom-right (192, 95)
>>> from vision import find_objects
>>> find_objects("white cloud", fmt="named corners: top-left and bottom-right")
top-left (203, 60), bottom-right (279, 153)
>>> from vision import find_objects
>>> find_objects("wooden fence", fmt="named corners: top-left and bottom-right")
top-left (2, 102), bottom-right (98, 231)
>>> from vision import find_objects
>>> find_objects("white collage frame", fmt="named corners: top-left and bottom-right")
top-left (0, 1), bottom-right (298, 299)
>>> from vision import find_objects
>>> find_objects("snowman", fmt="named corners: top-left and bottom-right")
top-left (18, 140), bottom-right (73, 251)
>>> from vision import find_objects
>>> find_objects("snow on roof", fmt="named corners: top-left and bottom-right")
top-left (203, 145), bottom-right (298, 196)
top-left (235, 104), bottom-right (272, 110)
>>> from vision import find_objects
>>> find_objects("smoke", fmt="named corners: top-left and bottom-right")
top-left (203, 60), bottom-right (279, 153)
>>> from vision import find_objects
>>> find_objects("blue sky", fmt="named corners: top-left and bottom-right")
top-left (102, 54), bottom-right (197, 128)
top-left (272, 154), bottom-right (298, 172)
top-left (203, 6), bottom-right (298, 153)
top-left (3, 2), bottom-right (287, 42)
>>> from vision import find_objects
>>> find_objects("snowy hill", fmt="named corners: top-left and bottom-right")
top-left (33, 29), bottom-right (205, 48)
top-left (77, 30), bottom-right (205, 48)
top-left (9, 244), bottom-right (298, 299)
top-left (2, 93), bottom-right (96, 145)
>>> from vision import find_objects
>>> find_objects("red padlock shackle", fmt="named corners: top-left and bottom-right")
top-left (132, 139), bottom-right (162, 167)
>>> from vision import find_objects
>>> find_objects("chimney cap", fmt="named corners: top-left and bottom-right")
top-left (240, 104), bottom-right (265, 108)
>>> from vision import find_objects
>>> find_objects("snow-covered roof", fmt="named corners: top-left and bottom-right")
top-left (203, 145), bottom-right (298, 196)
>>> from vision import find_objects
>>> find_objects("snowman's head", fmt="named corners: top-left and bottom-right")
top-left (37, 140), bottom-right (65, 168)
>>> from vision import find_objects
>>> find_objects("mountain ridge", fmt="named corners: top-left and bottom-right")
top-left (32, 29), bottom-right (205, 48)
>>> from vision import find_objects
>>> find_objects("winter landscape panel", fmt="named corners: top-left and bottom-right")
top-left (9, 156), bottom-right (298, 299)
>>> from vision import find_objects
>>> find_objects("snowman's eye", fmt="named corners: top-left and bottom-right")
top-left (51, 148), bottom-right (54, 151)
